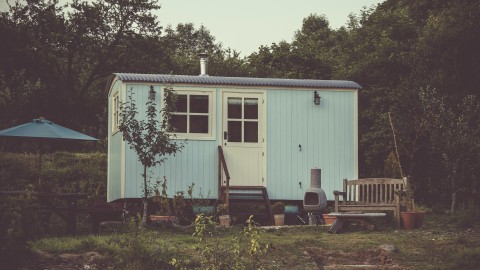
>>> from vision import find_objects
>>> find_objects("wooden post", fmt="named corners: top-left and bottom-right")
top-left (218, 146), bottom-right (222, 201)
top-left (66, 197), bottom-right (78, 235)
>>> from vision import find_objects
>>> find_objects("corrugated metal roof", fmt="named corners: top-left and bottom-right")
top-left (113, 73), bottom-right (361, 89)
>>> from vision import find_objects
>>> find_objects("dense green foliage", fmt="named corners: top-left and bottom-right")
top-left (0, 152), bottom-right (106, 268)
top-left (1, 0), bottom-right (479, 209)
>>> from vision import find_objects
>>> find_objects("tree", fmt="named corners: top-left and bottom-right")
top-left (420, 88), bottom-right (480, 212)
top-left (0, 0), bottom-right (164, 137)
top-left (119, 85), bottom-right (182, 224)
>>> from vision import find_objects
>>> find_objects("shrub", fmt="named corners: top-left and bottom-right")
top-left (216, 204), bottom-right (229, 216)
top-left (171, 214), bottom-right (269, 269)
top-left (271, 202), bottom-right (285, 215)
top-left (117, 216), bottom-right (175, 269)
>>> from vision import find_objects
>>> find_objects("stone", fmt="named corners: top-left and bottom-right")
top-left (379, 244), bottom-right (396, 253)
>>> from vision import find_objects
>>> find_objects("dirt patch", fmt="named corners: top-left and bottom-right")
top-left (32, 251), bottom-right (115, 270)
top-left (305, 247), bottom-right (406, 269)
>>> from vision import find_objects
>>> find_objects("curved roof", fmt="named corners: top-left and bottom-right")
top-left (111, 73), bottom-right (361, 90)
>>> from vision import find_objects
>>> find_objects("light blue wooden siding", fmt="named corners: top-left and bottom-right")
top-left (123, 84), bottom-right (219, 199)
top-left (266, 89), bottom-right (356, 200)
top-left (115, 82), bottom-right (356, 201)
top-left (107, 80), bottom-right (123, 201)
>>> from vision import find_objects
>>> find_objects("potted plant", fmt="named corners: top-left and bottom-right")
top-left (216, 204), bottom-right (230, 228)
top-left (150, 178), bottom-right (177, 224)
top-left (413, 205), bottom-right (428, 229)
top-left (188, 183), bottom-right (215, 216)
top-left (272, 202), bottom-right (285, 226)
top-left (398, 177), bottom-right (426, 230)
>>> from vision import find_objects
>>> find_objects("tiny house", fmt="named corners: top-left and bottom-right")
top-left (106, 63), bottom-right (361, 204)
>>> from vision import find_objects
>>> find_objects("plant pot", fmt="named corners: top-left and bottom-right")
top-left (401, 211), bottom-right (416, 230)
top-left (274, 214), bottom-right (285, 226)
top-left (192, 206), bottom-right (215, 215)
top-left (414, 211), bottom-right (426, 229)
top-left (219, 215), bottom-right (231, 228)
top-left (149, 215), bottom-right (176, 223)
top-left (322, 214), bottom-right (336, 225)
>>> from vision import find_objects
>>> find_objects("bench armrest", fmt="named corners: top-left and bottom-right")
top-left (333, 191), bottom-right (347, 212)
top-left (395, 190), bottom-right (407, 197)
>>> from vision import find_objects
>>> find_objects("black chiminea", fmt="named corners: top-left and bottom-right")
top-left (303, 169), bottom-right (327, 224)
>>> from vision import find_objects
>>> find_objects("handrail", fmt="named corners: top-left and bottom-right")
top-left (218, 146), bottom-right (230, 208)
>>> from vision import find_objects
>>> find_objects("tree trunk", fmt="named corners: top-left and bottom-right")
top-left (142, 165), bottom-right (148, 224)
top-left (450, 191), bottom-right (457, 213)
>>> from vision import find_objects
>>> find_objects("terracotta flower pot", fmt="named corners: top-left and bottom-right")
top-left (401, 211), bottom-right (416, 230)
top-left (219, 215), bottom-right (231, 228)
top-left (322, 214), bottom-right (336, 225)
top-left (414, 211), bottom-right (426, 229)
top-left (274, 214), bottom-right (285, 226)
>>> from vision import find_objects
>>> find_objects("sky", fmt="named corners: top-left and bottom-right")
top-left (158, 0), bottom-right (384, 55)
top-left (1, 0), bottom-right (384, 56)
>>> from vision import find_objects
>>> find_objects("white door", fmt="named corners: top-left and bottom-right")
top-left (222, 92), bottom-right (265, 186)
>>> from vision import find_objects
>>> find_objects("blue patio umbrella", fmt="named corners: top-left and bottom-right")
top-left (0, 117), bottom-right (98, 141)
top-left (0, 117), bottom-right (98, 190)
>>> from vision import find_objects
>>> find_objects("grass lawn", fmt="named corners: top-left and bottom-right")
top-left (26, 212), bottom-right (480, 269)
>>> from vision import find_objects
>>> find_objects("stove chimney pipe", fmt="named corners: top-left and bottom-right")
top-left (198, 52), bottom-right (209, 76)
top-left (311, 168), bottom-right (321, 188)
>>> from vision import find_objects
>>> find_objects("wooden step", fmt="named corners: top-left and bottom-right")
top-left (220, 185), bottom-right (274, 225)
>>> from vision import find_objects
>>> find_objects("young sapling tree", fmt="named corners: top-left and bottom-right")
top-left (119, 85), bottom-right (182, 224)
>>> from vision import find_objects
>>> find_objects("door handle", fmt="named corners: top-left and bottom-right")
top-left (224, 131), bottom-right (228, 140)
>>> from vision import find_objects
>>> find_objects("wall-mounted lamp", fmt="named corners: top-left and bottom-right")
top-left (149, 87), bottom-right (156, 100)
top-left (313, 91), bottom-right (321, 105)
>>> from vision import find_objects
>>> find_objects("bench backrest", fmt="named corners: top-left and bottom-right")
top-left (343, 178), bottom-right (407, 204)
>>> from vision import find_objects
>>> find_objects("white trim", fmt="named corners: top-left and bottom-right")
top-left (354, 90), bottom-right (359, 179)
top-left (262, 92), bottom-right (267, 186)
top-left (221, 90), bottom-right (267, 187)
top-left (120, 82), bottom-right (127, 198)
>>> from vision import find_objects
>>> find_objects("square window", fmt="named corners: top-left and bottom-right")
top-left (190, 95), bottom-right (209, 113)
top-left (169, 90), bottom-right (214, 140)
top-left (228, 121), bottom-right (242, 142)
top-left (244, 98), bottom-right (258, 119)
top-left (228, 98), bottom-right (242, 119)
top-left (244, 121), bottom-right (258, 142)
top-left (170, 115), bottom-right (187, 133)
top-left (190, 115), bottom-right (209, 133)
top-left (175, 95), bottom-right (188, 112)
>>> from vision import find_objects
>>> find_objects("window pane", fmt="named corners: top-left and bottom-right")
top-left (244, 121), bottom-right (258, 142)
top-left (190, 95), bottom-right (209, 113)
top-left (175, 95), bottom-right (187, 112)
top-left (244, 98), bottom-right (258, 119)
top-left (228, 98), bottom-right (242, 119)
top-left (170, 115), bottom-right (187, 133)
top-left (228, 121), bottom-right (241, 142)
top-left (190, 115), bottom-right (209, 133)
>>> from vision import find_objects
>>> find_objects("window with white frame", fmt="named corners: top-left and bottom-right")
top-left (112, 93), bottom-right (119, 133)
top-left (169, 90), bottom-right (215, 140)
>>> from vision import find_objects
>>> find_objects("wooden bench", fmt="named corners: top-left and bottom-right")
top-left (328, 212), bottom-right (386, 234)
top-left (333, 178), bottom-right (408, 227)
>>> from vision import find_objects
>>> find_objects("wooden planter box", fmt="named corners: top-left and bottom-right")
top-left (149, 215), bottom-right (176, 223)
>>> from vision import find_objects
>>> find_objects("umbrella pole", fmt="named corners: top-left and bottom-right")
top-left (37, 141), bottom-right (43, 192)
